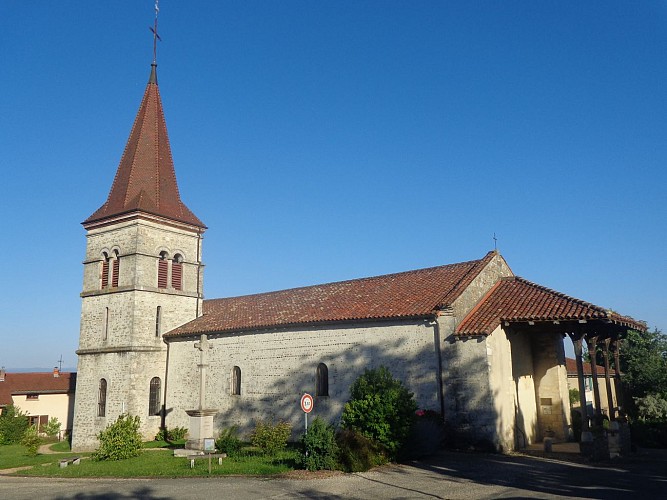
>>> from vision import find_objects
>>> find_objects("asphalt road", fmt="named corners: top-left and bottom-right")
top-left (1, 449), bottom-right (665, 499)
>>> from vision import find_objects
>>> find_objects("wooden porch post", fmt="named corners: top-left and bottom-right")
top-left (571, 333), bottom-right (590, 433)
top-left (587, 336), bottom-right (603, 415)
top-left (602, 338), bottom-right (615, 419)
top-left (613, 339), bottom-right (624, 414)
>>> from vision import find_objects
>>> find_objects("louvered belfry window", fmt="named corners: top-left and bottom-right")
top-left (111, 256), bottom-right (120, 288)
top-left (149, 377), bottom-right (161, 415)
top-left (158, 253), bottom-right (169, 289)
top-left (171, 255), bottom-right (183, 291)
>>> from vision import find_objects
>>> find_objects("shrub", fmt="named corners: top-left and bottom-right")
top-left (155, 426), bottom-right (187, 442)
top-left (296, 417), bottom-right (338, 471)
top-left (92, 414), bottom-right (143, 461)
top-left (635, 394), bottom-right (667, 421)
top-left (21, 425), bottom-right (41, 456)
top-left (43, 417), bottom-right (61, 438)
top-left (336, 428), bottom-right (387, 472)
top-left (0, 405), bottom-right (29, 445)
top-left (402, 409), bottom-right (444, 459)
top-left (216, 426), bottom-right (242, 456)
top-left (341, 366), bottom-right (417, 458)
top-left (251, 420), bottom-right (292, 455)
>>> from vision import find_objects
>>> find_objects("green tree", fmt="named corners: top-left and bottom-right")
top-left (0, 405), bottom-right (29, 445)
top-left (43, 417), bottom-right (61, 438)
top-left (620, 328), bottom-right (667, 399)
top-left (341, 366), bottom-right (417, 458)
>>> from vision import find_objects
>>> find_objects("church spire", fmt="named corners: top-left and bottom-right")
top-left (84, 2), bottom-right (204, 229)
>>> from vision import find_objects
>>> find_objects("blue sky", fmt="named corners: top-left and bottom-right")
top-left (1, 1), bottom-right (665, 370)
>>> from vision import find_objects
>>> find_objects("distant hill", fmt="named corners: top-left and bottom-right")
top-left (3, 367), bottom-right (77, 373)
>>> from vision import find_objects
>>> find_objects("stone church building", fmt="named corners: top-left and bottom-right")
top-left (71, 64), bottom-right (645, 452)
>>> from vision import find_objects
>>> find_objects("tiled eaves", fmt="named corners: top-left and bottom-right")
top-left (456, 276), bottom-right (646, 337)
top-left (164, 253), bottom-right (496, 339)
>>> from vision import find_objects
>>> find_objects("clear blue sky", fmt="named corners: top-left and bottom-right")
top-left (1, 1), bottom-right (665, 370)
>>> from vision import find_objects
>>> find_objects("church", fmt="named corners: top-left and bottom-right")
top-left (71, 62), bottom-right (645, 453)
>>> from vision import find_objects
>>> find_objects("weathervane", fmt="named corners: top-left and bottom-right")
top-left (149, 0), bottom-right (162, 64)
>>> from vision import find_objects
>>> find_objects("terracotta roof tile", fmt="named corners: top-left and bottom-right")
top-left (457, 277), bottom-right (646, 336)
top-left (165, 252), bottom-right (498, 337)
top-left (84, 66), bottom-right (204, 228)
top-left (0, 372), bottom-right (76, 406)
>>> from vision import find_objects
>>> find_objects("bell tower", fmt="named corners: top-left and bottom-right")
top-left (71, 61), bottom-right (206, 451)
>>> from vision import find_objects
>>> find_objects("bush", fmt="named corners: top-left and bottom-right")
top-left (21, 425), bottom-right (41, 456)
top-left (402, 410), bottom-right (444, 459)
top-left (92, 414), bottom-right (143, 461)
top-left (215, 426), bottom-right (242, 456)
top-left (296, 417), bottom-right (338, 471)
top-left (336, 428), bottom-right (387, 472)
top-left (635, 394), bottom-right (667, 421)
top-left (43, 417), bottom-right (61, 438)
top-left (251, 420), bottom-right (292, 455)
top-left (341, 366), bottom-right (417, 458)
top-left (0, 405), bottom-right (29, 445)
top-left (631, 420), bottom-right (667, 448)
top-left (155, 426), bottom-right (187, 442)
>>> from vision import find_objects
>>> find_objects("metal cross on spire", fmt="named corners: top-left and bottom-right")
top-left (149, 0), bottom-right (162, 65)
top-left (493, 232), bottom-right (498, 251)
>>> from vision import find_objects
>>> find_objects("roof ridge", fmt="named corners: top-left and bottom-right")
top-left (511, 276), bottom-right (607, 315)
top-left (204, 254), bottom-right (491, 305)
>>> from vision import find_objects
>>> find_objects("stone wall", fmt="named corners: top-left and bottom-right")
top-left (165, 320), bottom-right (441, 439)
top-left (72, 216), bottom-right (204, 451)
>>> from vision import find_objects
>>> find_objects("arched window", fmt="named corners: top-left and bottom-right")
top-left (98, 379), bottom-right (107, 417)
top-left (157, 251), bottom-right (169, 289)
top-left (316, 363), bottom-right (329, 397)
top-left (172, 254), bottom-right (183, 290)
top-left (111, 250), bottom-right (120, 288)
top-left (155, 306), bottom-right (162, 338)
top-left (231, 366), bottom-right (241, 396)
top-left (149, 377), bottom-right (161, 415)
top-left (101, 252), bottom-right (111, 289)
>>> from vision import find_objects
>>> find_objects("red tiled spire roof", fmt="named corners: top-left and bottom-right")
top-left (457, 276), bottom-right (646, 336)
top-left (165, 252), bottom-right (498, 338)
top-left (84, 65), bottom-right (205, 228)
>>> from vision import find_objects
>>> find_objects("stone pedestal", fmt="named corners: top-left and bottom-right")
top-left (185, 409), bottom-right (217, 451)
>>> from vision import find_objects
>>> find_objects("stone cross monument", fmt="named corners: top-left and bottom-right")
top-left (185, 334), bottom-right (218, 450)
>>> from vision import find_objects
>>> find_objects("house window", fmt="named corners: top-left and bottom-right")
top-left (149, 377), bottom-right (161, 415)
top-left (98, 378), bottom-right (107, 417)
top-left (316, 363), bottom-right (329, 397)
top-left (231, 366), bottom-right (241, 396)
top-left (155, 306), bottom-right (162, 338)
top-left (158, 252), bottom-right (169, 289)
top-left (172, 254), bottom-right (183, 290)
top-left (26, 394), bottom-right (39, 400)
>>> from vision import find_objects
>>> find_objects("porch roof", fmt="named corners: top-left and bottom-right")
top-left (456, 276), bottom-right (646, 337)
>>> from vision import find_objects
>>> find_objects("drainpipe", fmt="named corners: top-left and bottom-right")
top-left (431, 314), bottom-right (446, 419)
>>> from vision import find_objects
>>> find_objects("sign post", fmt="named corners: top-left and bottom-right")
top-left (300, 393), bottom-right (314, 435)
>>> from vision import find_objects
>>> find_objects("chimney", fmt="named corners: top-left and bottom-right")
top-left (0, 367), bottom-right (5, 382)
top-left (53, 367), bottom-right (60, 378)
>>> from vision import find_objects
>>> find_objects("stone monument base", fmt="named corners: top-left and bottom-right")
top-left (185, 409), bottom-right (218, 450)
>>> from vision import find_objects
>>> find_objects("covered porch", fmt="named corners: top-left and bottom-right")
top-left (457, 276), bottom-right (646, 458)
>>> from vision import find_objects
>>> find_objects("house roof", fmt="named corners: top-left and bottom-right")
top-left (165, 251), bottom-right (498, 338)
top-left (84, 65), bottom-right (205, 229)
top-left (565, 357), bottom-right (614, 376)
top-left (456, 276), bottom-right (646, 336)
top-left (0, 372), bottom-right (76, 407)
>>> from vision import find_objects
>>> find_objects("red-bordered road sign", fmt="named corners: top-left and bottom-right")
top-left (300, 393), bottom-right (314, 413)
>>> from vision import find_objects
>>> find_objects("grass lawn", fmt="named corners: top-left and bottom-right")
top-left (0, 444), bottom-right (83, 470)
top-left (0, 443), bottom-right (298, 477)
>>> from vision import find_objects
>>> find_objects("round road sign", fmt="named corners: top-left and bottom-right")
top-left (300, 393), bottom-right (314, 413)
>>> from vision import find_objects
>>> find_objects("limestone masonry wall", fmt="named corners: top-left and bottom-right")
top-left (165, 320), bottom-right (440, 439)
